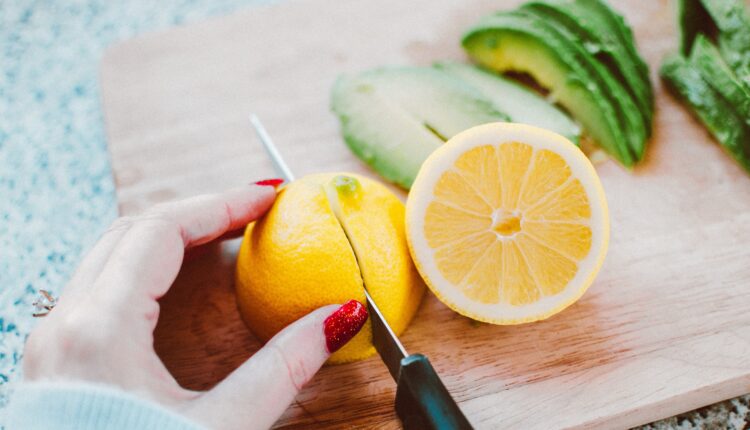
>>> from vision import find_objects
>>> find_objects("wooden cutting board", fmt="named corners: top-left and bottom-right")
top-left (99, 0), bottom-right (750, 428)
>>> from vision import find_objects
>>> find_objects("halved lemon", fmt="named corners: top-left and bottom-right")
top-left (405, 123), bottom-right (609, 324)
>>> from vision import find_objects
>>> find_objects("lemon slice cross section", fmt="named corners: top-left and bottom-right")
top-left (406, 123), bottom-right (609, 324)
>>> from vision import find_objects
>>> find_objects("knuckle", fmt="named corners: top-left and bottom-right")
top-left (138, 211), bottom-right (173, 228)
top-left (23, 308), bottom-right (114, 379)
top-left (106, 216), bottom-right (136, 234)
top-left (55, 311), bottom-right (113, 357)
top-left (137, 210), bottom-right (183, 240)
top-left (146, 202), bottom-right (175, 218)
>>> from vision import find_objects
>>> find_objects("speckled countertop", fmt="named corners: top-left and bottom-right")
top-left (0, 1), bottom-right (748, 428)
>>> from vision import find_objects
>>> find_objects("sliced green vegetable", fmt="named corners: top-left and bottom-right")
top-left (690, 34), bottom-right (750, 124)
top-left (521, 0), bottom-right (653, 134)
top-left (661, 54), bottom-right (750, 172)
top-left (434, 62), bottom-right (581, 143)
top-left (464, 9), bottom-right (643, 165)
top-left (678, 0), bottom-right (750, 89)
top-left (677, 0), bottom-right (717, 55)
top-left (706, 0), bottom-right (750, 89)
top-left (331, 67), bottom-right (507, 189)
top-left (463, 12), bottom-right (627, 164)
top-left (519, 6), bottom-right (648, 161)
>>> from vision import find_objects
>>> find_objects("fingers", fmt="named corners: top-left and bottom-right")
top-left (188, 301), bottom-right (368, 430)
top-left (184, 227), bottom-right (246, 263)
top-left (147, 183), bottom-right (277, 248)
top-left (92, 184), bottom-right (277, 304)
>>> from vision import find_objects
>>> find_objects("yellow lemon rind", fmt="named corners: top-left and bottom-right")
top-left (236, 172), bottom-right (423, 363)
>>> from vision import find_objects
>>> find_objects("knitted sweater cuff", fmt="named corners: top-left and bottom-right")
top-left (5, 381), bottom-right (204, 430)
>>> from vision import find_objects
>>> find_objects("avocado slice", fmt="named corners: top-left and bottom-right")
top-left (434, 62), bottom-right (581, 143)
top-left (521, 0), bottom-right (653, 134)
top-left (463, 10), bottom-right (638, 166)
top-left (564, 0), bottom-right (651, 85)
top-left (331, 67), bottom-right (507, 189)
top-left (518, 6), bottom-right (648, 161)
top-left (661, 54), bottom-right (750, 172)
top-left (690, 35), bottom-right (750, 124)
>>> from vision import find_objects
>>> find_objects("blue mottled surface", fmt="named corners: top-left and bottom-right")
top-left (0, 0), bottom-right (267, 419)
top-left (0, 1), bottom-right (747, 428)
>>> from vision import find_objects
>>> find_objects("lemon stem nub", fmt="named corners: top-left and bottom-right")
top-left (332, 175), bottom-right (362, 201)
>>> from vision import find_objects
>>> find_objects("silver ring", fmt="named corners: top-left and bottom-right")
top-left (32, 290), bottom-right (57, 317)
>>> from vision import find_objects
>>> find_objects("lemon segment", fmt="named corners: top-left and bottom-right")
top-left (406, 123), bottom-right (609, 324)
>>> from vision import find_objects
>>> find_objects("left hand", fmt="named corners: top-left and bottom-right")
top-left (22, 182), bottom-right (367, 429)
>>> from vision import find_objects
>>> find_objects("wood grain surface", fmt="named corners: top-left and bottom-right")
top-left (99, 0), bottom-right (750, 428)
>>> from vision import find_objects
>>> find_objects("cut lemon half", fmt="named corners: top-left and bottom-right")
top-left (405, 123), bottom-right (609, 324)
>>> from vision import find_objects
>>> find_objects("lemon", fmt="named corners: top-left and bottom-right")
top-left (236, 173), bottom-right (425, 363)
top-left (405, 123), bottom-right (609, 324)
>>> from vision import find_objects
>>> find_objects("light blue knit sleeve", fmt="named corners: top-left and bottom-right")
top-left (5, 382), bottom-right (205, 430)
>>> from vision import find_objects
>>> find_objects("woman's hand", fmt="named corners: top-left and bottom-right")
top-left (22, 183), bottom-right (368, 430)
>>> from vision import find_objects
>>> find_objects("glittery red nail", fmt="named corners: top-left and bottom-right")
top-left (324, 300), bottom-right (368, 353)
top-left (253, 178), bottom-right (284, 187)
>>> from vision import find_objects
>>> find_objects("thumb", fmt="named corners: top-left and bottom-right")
top-left (186, 300), bottom-right (368, 430)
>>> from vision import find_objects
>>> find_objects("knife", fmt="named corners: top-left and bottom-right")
top-left (249, 114), bottom-right (474, 430)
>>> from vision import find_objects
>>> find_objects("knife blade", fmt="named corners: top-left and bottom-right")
top-left (249, 114), bottom-right (473, 430)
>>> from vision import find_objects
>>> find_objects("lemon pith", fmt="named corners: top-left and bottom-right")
top-left (406, 123), bottom-right (609, 324)
top-left (236, 173), bottom-right (424, 363)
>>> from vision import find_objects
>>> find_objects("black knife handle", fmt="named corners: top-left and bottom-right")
top-left (395, 354), bottom-right (474, 430)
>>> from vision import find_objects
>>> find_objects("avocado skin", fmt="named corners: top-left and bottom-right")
top-left (678, 0), bottom-right (718, 55)
top-left (567, 0), bottom-right (650, 85)
top-left (661, 54), bottom-right (750, 172)
top-left (463, 10), bottom-right (636, 166)
top-left (515, 7), bottom-right (648, 163)
top-left (690, 35), bottom-right (750, 125)
top-left (678, 0), bottom-right (750, 89)
top-left (521, 0), bottom-right (653, 135)
top-left (708, 0), bottom-right (750, 90)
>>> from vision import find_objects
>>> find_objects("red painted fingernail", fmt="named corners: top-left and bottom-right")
top-left (324, 300), bottom-right (368, 353)
top-left (253, 178), bottom-right (284, 187)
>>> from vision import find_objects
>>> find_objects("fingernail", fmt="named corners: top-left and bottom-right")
top-left (324, 300), bottom-right (368, 353)
top-left (253, 178), bottom-right (284, 188)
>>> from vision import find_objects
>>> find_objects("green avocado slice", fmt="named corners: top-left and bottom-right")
top-left (564, 0), bottom-right (650, 85)
top-left (468, 10), bottom-right (647, 167)
top-left (690, 35), bottom-right (750, 125)
top-left (330, 67), bottom-right (508, 189)
top-left (521, 0), bottom-right (653, 135)
top-left (661, 54), bottom-right (750, 172)
top-left (463, 10), bottom-right (639, 166)
top-left (519, 5), bottom-right (649, 160)
top-left (434, 62), bottom-right (582, 143)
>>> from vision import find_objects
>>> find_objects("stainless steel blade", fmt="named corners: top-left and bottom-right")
top-left (250, 114), bottom-right (296, 182)
top-left (363, 288), bottom-right (408, 381)
top-left (249, 114), bottom-right (407, 381)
